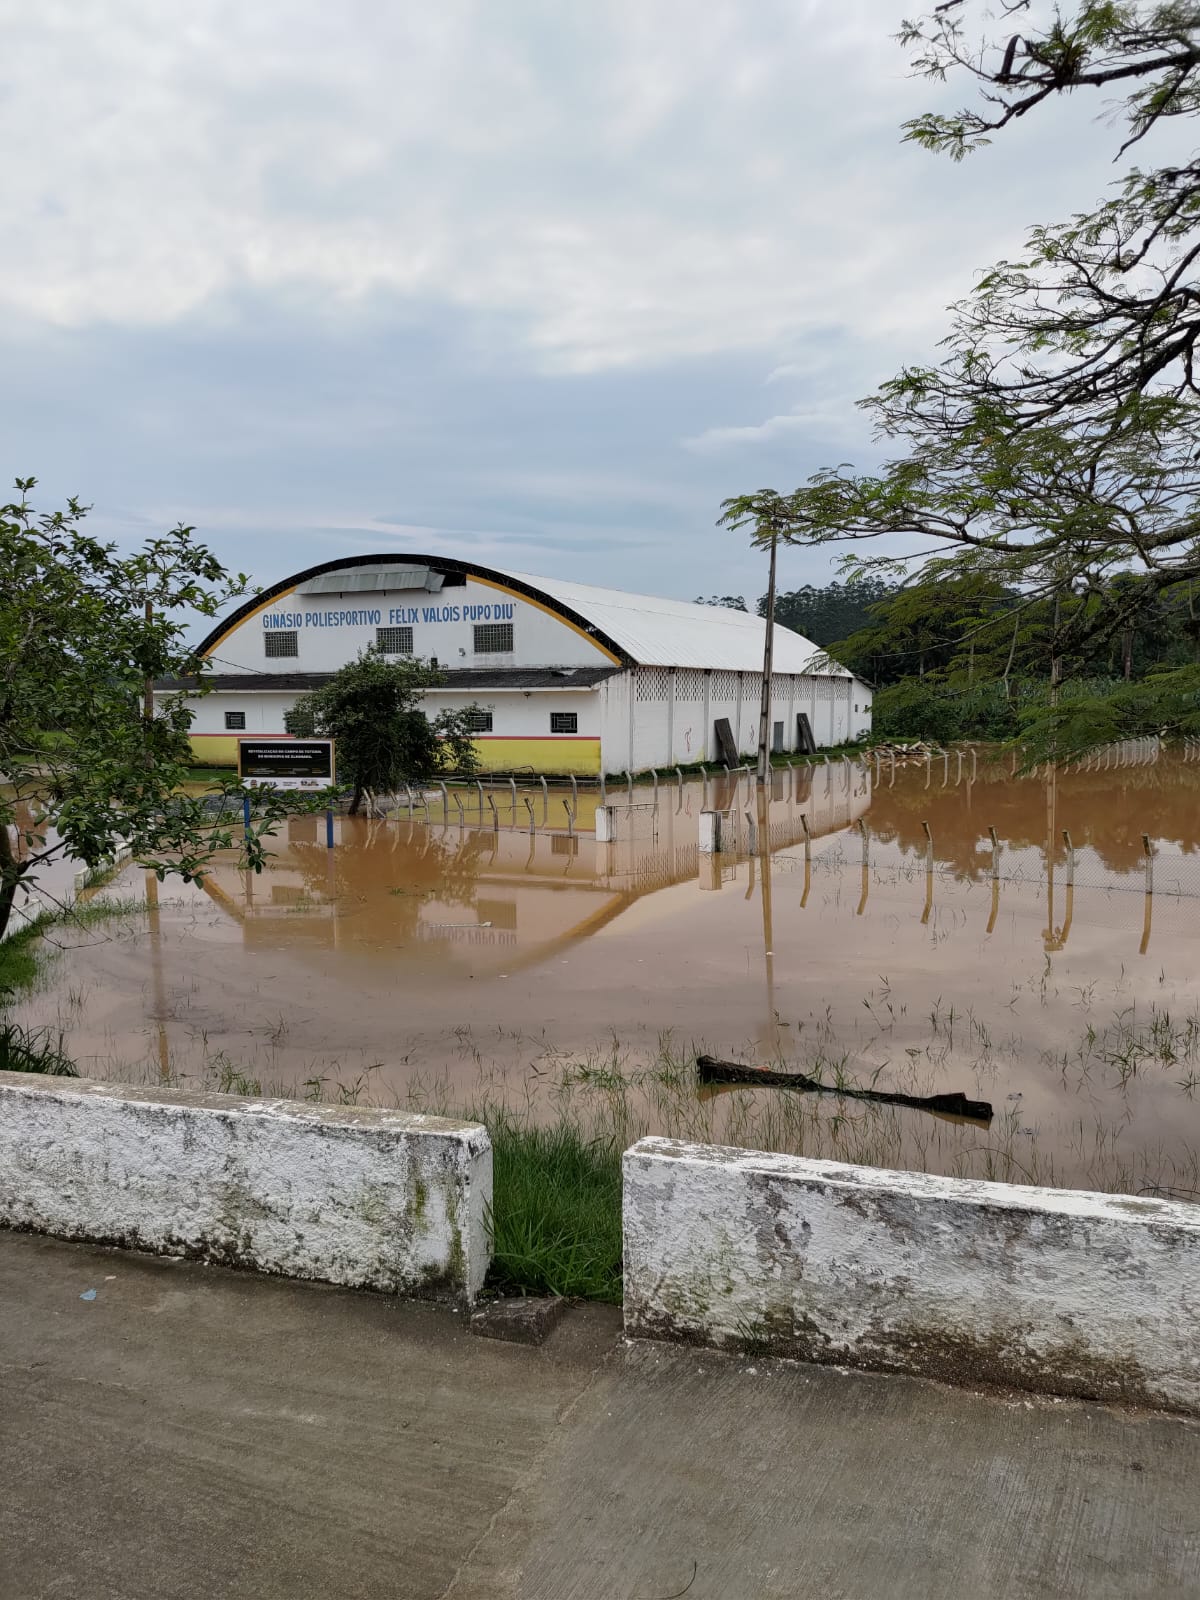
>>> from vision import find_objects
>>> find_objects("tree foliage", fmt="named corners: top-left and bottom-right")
top-left (0, 481), bottom-right (306, 944)
top-left (288, 650), bottom-right (481, 812)
top-left (723, 4), bottom-right (1200, 753)
top-left (765, 576), bottom-right (896, 647)
top-left (694, 593), bottom-right (749, 610)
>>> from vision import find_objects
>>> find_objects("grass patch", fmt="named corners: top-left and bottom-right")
top-left (0, 896), bottom-right (143, 1004)
top-left (0, 1019), bottom-right (78, 1075)
top-left (483, 1109), bottom-right (623, 1303)
top-left (0, 918), bottom-right (48, 999)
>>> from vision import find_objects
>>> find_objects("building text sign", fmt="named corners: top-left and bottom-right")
top-left (238, 739), bottom-right (335, 790)
top-left (263, 600), bottom-right (515, 631)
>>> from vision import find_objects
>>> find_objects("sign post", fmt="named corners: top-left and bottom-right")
top-left (237, 739), bottom-right (336, 791)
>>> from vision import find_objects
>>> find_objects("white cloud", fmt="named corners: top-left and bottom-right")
top-left (683, 413), bottom-right (819, 452)
top-left (0, 0), bottom-right (1136, 374)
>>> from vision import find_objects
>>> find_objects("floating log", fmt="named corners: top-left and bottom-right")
top-left (695, 1055), bottom-right (993, 1127)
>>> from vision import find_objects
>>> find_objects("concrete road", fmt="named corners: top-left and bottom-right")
top-left (1, 1231), bottom-right (1197, 1599)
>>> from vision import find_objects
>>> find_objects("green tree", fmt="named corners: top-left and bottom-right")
top-left (0, 480), bottom-right (305, 945)
top-left (694, 594), bottom-right (748, 610)
top-left (723, 4), bottom-right (1200, 752)
top-left (765, 578), bottom-right (896, 648)
top-left (289, 650), bottom-right (482, 814)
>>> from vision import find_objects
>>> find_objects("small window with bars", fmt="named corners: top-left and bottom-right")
top-left (474, 623), bottom-right (513, 654)
top-left (550, 712), bottom-right (578, 734)
top-left (224, 711), bottom-right (246, 730)
top-left (265, 630), bottom-right (298, 658)
top-left (376, 625), bottom-right (413, 656)
top-left (464, 710), bottom-right (493, 732)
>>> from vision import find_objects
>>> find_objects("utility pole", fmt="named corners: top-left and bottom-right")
top-left (756, 531), bottom-right (778, 787)
top-left (143, 595), bottom-right (154, 744)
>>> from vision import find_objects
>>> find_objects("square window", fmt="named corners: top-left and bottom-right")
top-left (376, 625), bottom-right (413, 656)
top-left (224, 711), bottom-right (246, 730)
top-left (550, 712), bottom-right (578, 734)
top-left (464, 710), bottom-right (493, 732)
top-left (265, 630), bottom-right (298, 658)
top-left (474, 623), bottom-right (513, 654)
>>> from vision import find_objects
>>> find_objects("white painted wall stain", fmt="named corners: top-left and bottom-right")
top-left (623, 1138), bottom-right (1200, 1414)
top-left (0, 1073), bottom-right (492, 1303)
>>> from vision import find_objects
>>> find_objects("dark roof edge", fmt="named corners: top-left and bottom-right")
top-left (196, 554), bottom-right (633, 667)
top-left (157, 666), bottom-right (620, 692)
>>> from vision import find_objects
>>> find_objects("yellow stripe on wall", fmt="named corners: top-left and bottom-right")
top-left (188, 734), bottom-right (602, 776)
top-left (471, 737), bottom-right (601, 775)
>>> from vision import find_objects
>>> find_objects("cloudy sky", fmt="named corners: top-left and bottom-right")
top-left (1, 1), bottom-right (1125, 610)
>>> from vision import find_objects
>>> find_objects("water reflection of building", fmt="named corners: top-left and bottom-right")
top-left (198, 765), bottom-right (871, 974)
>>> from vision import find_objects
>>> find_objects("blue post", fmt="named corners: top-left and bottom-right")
top-left (242, 795), bottom-right (251, 841)
top-left (326, 807), bottom-right (335, 849)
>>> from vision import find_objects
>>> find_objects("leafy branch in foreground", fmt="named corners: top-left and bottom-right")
top-left (0, 481), bottom-right (319, 943)
top-left (723, 6), bottom-right (1200, 754)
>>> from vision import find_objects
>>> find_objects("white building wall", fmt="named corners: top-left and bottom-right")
top-left (669, 669), bottom-right (706, 764)
top-left (187, 689), bottom-right (600, 741)
top-left (426, 689), bottom-right (599, 740)
top-left (630, 669), bottom-right (671, 772)
top-left (217, 577), bottom-right (616, 675)
top-left (188, 672), bottom-right (871, 768)
top-left (849, 679), bottom-right (873, 741)
top-left (185, 691), bottom-right (296, 736)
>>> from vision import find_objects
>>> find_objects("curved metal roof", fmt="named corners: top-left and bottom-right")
top-left (506, 569), bottom-right (840, 675)
top-left (196, 553), bottom-right (846, 676)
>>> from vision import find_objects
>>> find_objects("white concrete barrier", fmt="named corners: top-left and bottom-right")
top-left (623, 1138), bottom-right (1200, 1414)
top-left (0, 1073), bottom-right (491, 1304)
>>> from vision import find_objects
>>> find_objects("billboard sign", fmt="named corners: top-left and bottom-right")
top-left (238, 739), bottom-right (335, 791)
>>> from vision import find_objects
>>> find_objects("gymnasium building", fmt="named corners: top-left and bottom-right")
top-left (176, 554), bottom-right (872, 775)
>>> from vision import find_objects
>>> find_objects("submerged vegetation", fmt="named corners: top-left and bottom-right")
top-left (0, 1019), bottom-right (77, 1075)
top-left (0, 896), bottom-right (145, 1077)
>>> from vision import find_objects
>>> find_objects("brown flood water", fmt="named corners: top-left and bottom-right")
top-left (14, 752), bottom-right (1200, 1199)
